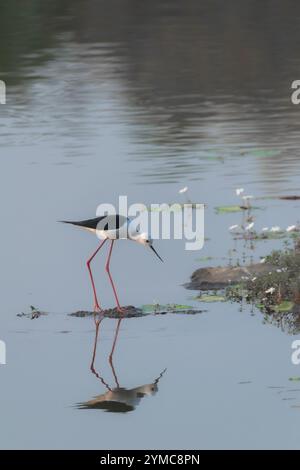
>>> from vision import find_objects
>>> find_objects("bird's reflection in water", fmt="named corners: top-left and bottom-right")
top-left (78, 317), bottom-right (166, 413)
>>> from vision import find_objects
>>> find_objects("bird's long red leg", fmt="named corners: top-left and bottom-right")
top-left (109, 318), bottom-right (122, 388)
top-left (86, 238), bottom-right (107, 313)
top-left (105, 240), bottom-right (124, 313)
top-left (90, 317), bottom-right (102, 372)
top-left (90, 319), bottom-right (111, 391)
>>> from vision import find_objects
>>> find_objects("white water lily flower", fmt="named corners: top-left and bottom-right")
top-left (276, 269), bottom-right (282, 273)
top-left (252, 277), bottom-right (257, 282)
top-left (260, 258), bottom-right (266, 263)
top-left (270, 226), bottom-right (281, 232)
top-left (265, 287), bottom-right (275, 294)
top-left (179, 186), bottom-right (188, 194)
top-left (245, 222), bottom-right (254, 230)
top-left (262, 227), bottom-right (269, 232)
top-left (229, 224), bottom-right (239, 231)
top-left (286, 225), bottom-right (297, 232)
top-left (236, 188), bottom-right (244, 196)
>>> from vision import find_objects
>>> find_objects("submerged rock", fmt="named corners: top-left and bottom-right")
top-left (70, 306), bottom-right (143, 318)
top-left (70, 304), bottom-right (204, 318)
top-left (279, 195), bottom-right (300, 200)
top-left (185, 263), bottom-right (276, 290)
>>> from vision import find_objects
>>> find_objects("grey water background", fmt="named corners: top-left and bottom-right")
top-left (1, 0), bottom-right (300, 449)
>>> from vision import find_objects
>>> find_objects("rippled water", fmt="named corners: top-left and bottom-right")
top-left (1, 0), bottom-right (300, 449)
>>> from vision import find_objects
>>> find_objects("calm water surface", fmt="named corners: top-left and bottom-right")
top-left (1, 1), bottom-right (300, 449)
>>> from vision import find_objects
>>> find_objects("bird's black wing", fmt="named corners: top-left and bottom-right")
top-left (60, 215), bottom-right (127, 231)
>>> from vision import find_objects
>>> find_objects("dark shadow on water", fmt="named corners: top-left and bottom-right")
top-left (77, 318), bottom-right (166, 413)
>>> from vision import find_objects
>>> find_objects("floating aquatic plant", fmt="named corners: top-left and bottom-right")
top-left (141, 303), bottom-right (200, 314)
top-left (195, 294), bottom-right (226, 302)
top-left (215, 205), bottom-right (260, 214)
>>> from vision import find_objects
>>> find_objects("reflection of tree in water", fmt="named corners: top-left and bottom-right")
top-left (77, 318), bottom-right (166, 413)
top-left (261, 308), bottom-right (300, 335)
top-left (73, 1), bottom-right (300, 154)
top-left (3, 1), bottom-right (300, 105)
top-left (2, 1), bottom-right (300, 180)
top-left (234, 293), bottom-right (300, 335)
top-left (0, 1), bottom-right (74, 79)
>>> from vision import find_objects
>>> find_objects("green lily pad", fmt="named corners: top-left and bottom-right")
top-left (215, 205), bottom-right (261, 214)
top-left (196, 256), bottom-right (214, 262)
top-left (289, 377), bottom-right (300, 382)
top-left (196, 294), bottom-right (226, 302)
top-left (141, 303), bottom-right (194, 313)
top-left (215, 205), bottom-right (246, 214)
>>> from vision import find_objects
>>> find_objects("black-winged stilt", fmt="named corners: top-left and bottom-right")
top-left (60, 215), bottom-right (163, 313)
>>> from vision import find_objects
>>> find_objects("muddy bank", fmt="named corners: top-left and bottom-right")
top-left (185, 263), bottom-right (276, 290)
top-left (186, 248), bottom-right (300, 333)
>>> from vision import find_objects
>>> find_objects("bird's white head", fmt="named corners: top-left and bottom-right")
top-left (133, 231), bottom-right (151, 246)
top-left (128, 228), bottom-right (163, 262)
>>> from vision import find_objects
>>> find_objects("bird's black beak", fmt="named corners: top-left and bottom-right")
top-left (150, 245), bottom-right (163, 262)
